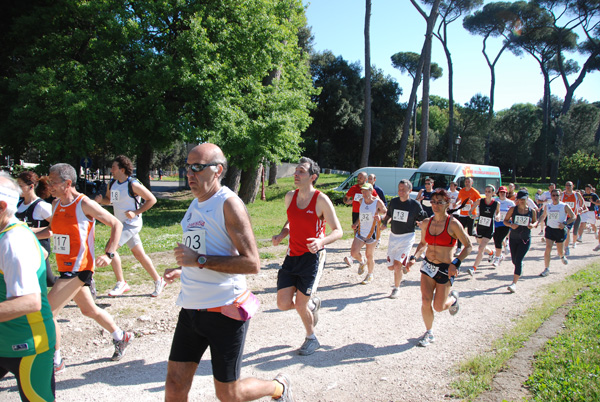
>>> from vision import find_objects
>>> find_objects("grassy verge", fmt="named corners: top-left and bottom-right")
top-left (526, 270), bottom-right (600, 401)
top-left (450, 263), bottom-right (600, 401)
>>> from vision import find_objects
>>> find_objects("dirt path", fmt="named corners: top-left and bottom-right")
top-left (2, 230), bottom-right (598, 401)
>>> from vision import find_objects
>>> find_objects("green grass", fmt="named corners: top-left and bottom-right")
top-left (450, 263), bottom-right (600, 401)
top-left (526, 270), bottom-right (600, 402)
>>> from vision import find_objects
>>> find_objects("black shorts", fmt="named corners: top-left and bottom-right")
top-left (58, 270), bottom-right (94, 286)
top-left (457, 216), bottom-right (474, 236)
top-left (476, 224), bottom-right (494, 239)
top-left (545, 227), bottom-right (567, 243)
top-left (420, 259), bottom-right (454, 286)
top-left (277, 250), bottom-right (326, 296)
top-left (168, 308), bottom-right (248, 383)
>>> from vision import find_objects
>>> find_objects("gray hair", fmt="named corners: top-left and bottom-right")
top-left (299, 157), bottom-right (320, 185)
top-left (398, 179), bottom-right (412, 190)
top-left (0, 171), bottom-right (21, 216)
top-left (50, 163), bottom-right (77, 186)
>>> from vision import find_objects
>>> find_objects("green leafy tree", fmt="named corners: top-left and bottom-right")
top-left (453, 94), bottom-right (490, 163)
top-left (559, 150), bottom-right (600, 187)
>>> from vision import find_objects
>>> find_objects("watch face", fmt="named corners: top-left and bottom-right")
top-left (197, 256), bottom-right (207, 265)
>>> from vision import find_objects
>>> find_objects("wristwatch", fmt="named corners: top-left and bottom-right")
top-left (197, 254), bottom-right (207, 268)
top-left (106, 252), bottom-right (115, 259)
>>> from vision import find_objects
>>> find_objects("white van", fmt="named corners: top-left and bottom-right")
top-left (335, 167), bottom-right (417, 197)
top-left (409, 162), bottom-right (502, 198)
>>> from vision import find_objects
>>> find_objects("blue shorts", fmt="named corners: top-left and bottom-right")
top-left (168, 309), bottom-right (249, 383)
top-left (277, 250), bottom-right (326, 296)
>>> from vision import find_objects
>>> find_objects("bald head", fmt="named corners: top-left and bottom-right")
top-left (188, 143), bottom-right (228, 181)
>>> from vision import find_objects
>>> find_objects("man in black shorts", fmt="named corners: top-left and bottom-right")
top-left (164, 143), bottom-right (293, 401)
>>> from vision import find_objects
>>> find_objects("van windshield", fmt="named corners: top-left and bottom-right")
top-left (410, 173), bottom-right (455, 191)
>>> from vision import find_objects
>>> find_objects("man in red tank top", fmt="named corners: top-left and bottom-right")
top-left (272, 157), bottom-right (343, 356)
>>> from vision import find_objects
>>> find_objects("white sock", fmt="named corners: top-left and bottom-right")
top-left (54, 349), bottom-right (62, 365)
top-left (112, 328), bottom-right (124, 341)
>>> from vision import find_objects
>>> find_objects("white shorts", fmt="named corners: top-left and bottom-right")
top-left (386, 232), bottom-right (416, 267)
top-left (118, 223), bottom-right (143, 249)
top-left (581, 211), bottom-right (596, 224)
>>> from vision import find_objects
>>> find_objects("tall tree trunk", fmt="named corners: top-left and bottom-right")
top-left (238, 164), bottom-right (262, 204)
top-left (420, 25), bottom-right (436, 164)
top-left (361, 0), bottom-right (372, 168)
top-left (268, 161), bottom-right (278, 185)
top-left (222, 164), bottom-right (241, 194)
top-left (438, 24), bottom-right (454, 161)
top-left (397, 0), bottom-right (441, 167)
top-left (541, 73), bottom-right (550, 181)
top-left (136, 143), bottom-right (153, 190)
top-left (412, 97), bottom-right (418, 166)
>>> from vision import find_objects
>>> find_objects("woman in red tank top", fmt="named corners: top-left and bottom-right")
top-left (409, 188), bottom-right (472, 347)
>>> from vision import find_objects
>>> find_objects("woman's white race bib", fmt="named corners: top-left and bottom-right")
top-left (479, 216), bottom-right (492, 227)
top-left (513, 215), bottom-right (530, 226)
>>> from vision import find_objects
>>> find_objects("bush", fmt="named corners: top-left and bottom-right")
top-left (559, 151), bottom-right (600, 188)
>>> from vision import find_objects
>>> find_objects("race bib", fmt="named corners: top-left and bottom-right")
top-left (52, 234), bottom-right (70, 255)
top-left (421, 260), bottom-right (439, 278)
top-left (548, 211), bottom-right (560, 221)
top-left (566, 201), bottom-right (575, 209)
top-left (353, 193), bottom-right (363, 202)
top-left (514, 215), bottom-right (530, 226)
top-left (422, 200), bottom-right (432, 207)
top-left (360, 212), bottom-right (371, 224)
top-left (182, 230), bottom-right (207, 255)
top-left (479, 216), bottom-right (492, 227)
top-left (110, 190), bottom-right (120, 204)
top-left (499, 211), bottom-right (507, 221)
top-left (585, 201), bottom-right (591, 208)
top-left (393, 209), bottom-right (409, 223)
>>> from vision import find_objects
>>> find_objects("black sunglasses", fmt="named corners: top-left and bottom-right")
top-left (185, 163), bottom-right (219, 173)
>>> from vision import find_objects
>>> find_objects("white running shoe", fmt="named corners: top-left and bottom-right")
top-left (539, 268), bottom-right (550, 277)
top-left (417, 331), bottom-right (435, 347)
top-left (358, 261), bottom-right (366, 276)
top-left (507, 283), bottom-right (516, 293)
top-left (561, 256), bottom-right (569, 265)
top-left (151, 278), bottom-right (167, 297)
top-left (449, 291), bottom-right (460, 316)
top-left (108, 281), bottom-right (131, 297)
top-left (343, 256), bottom-right (353, 267)
top-left (389, 287), bottom-right (400, 299)
top-left (467, 268), bottom-right (475, 277)
top-left (492, 257), bottom-right (500, 268)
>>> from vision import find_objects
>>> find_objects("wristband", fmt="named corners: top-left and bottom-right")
top-left (409, 255), bottom-right (416, 261)
top-left (451, 258), bottom-right (461, 268)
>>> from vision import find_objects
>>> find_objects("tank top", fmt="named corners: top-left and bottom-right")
top-left (16, 198), bottom-right (50, 228)
top-left (509, 206), bottom-right (533, 240)
top-left (425, 215), bottom-right (457, 247)
top-left (546, 202), bottom-right (567, 229)
top-left (420, 190), bottom-right (434, 216)
top-left (477, 199), bottom-right (498, 230)
top-left (51, 194), bottom-right (95, 273)
top-left (561, 192), bottom-right (580, 215)
top-left (287, 189), bottom-right (325, 257)
top-left (495, 198), bottom-right (515, 228)
top-left (358, 198), bottom-right (379, 239)
top-left (110, 178), bottom-right (142, 227)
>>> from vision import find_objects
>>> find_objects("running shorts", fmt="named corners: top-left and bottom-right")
top-left (0, 348), bottom-right (55, 402)
top-left (545, 227), bottom-right (567, 243)
top-left (386, 232), bottom-right (415, 267)
top-left (118, 223), bottom-right (143, 249)
top-left (277, 249), bottom-right (326, 296)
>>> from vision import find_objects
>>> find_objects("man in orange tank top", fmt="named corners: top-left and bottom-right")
top-left (38, 163), bottom-right (133, 374)
top-left (272, 157), bottom-right (343, 356)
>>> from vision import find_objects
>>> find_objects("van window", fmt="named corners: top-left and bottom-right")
top-left (471, 177), bottom-right (500, 194)
top-left (411, 172), bottom-right (455, 191)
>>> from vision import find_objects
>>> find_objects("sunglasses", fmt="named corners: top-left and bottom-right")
top-left (185, 163), bottom-right (219, 173)
top-left (431, 200), bottom-right (446, 205)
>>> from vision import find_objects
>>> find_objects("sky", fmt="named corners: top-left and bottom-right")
top-left (303, 0), bottom-right (600, 111)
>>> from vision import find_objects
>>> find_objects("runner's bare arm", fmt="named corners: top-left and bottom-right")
top-left (308, 192), bottom-right (343, 253)
top-left (81, 197), bottom-right (123, 267)
top-left (174, 196), bottom-right (260, 274)
top-left (449, 219), bottom-right (472, 274)
top-left (0, 293), bottom-right (41, 323)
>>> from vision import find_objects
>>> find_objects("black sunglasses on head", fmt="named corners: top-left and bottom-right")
top-left (185, 163), bottom-right (219, 173)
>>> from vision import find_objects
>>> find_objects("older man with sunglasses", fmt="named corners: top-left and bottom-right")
top-left (164, 143), bottom-right (294, 402)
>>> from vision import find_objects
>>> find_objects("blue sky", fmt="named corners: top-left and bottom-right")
top-left (303, 0), bottom-right (600, 111)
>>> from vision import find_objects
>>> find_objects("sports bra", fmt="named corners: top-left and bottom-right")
top-left (425, 215), bottom-right (457, 247)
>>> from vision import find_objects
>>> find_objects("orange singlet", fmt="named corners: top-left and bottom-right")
top-left (51, 194), bottom-right (95, 273)
top-left (561, 192), bottom-right (580, 216)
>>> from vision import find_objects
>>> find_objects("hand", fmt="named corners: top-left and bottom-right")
top-left (272, 233), bottom-right (284, 246)
top-left (374, 214), bottom-right (381, 223)
top-left (448, 264), bottom-right (458, 277)
top-left (306, 237), bottom-right (322, 254)
top-left (164, 268), bottom-right (181, 284)
top-left (174, 242), bottom-right (200, 267)
top-left (406, 260), bottom-right (414, 271)
top-left (351, 222), bottom-right (358, 230)
top-left (125, 210), bottom-right (136, 219)
top-left (94, 194), bottom-right (103, 203)
top-left (95, 255), bottom-right (112, 267)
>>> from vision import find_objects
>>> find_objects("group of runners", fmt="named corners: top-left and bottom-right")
top-left (2, 147), bottom-right (599, 401)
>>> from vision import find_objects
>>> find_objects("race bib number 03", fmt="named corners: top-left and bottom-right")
top-left (513, 215), bottom-right (530, 226)
top-left (393, 209), bottom-right (409, 223)
top-left (478, 216), bottom-right (492, 227)
top-left (52, 234), bottom-right (70, 255)
top-left (110, 190), bottom-right (120, 204)
top-left (182, 230), bottom-right (207, 255)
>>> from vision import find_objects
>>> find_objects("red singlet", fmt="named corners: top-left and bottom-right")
top-left (425, 215), bottom-right (457, 248)
top-left (287, 190), bottom-right (325, 256)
